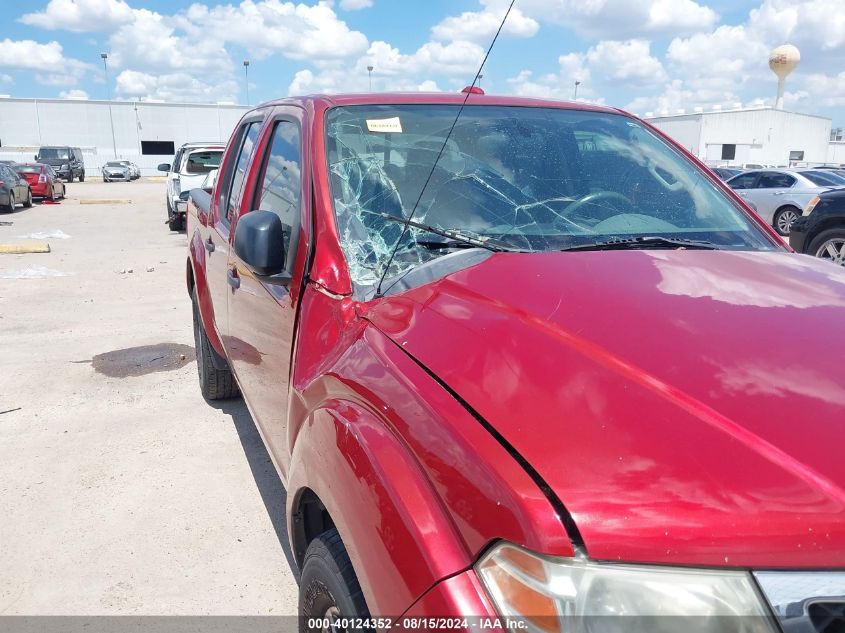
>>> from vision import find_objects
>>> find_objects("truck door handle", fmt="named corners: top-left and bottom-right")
top-left (204, 237), bottom-right (215, 253)
top-left (227, 267), bottom-right (240, 289)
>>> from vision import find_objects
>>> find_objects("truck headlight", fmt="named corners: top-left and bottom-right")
top-left (61, 163), bottom-right (68, 170)
top-left (476, 543), bottom-right (776, 632)
top-left (804, 195), bottom-right (820, 216)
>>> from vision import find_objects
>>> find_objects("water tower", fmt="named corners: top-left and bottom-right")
top-left (769, 44), bottom-right (800, 110)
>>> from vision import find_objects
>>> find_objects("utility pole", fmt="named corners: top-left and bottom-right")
top-left (573, 80), bottom-right (581, 101)
top-left (367, 65), bottom-right (373, 91)
top-left (243, 60), bottom-right (250, 105)
top-left (101, 52), bottom-right (118, 158)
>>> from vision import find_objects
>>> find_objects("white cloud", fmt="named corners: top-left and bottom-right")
top-left (365, 40), bottom-right (484, 77)
top-left (431, 7), bottom-right (538, 43)
top-left (20, 0), bottom-right (134, 33)
top-left (108, 9), bottom-right (232, 75)
top-left (418, 79), bottom-right (441, 92)
top-left (645, 0), bottom-right (719, 33)
top-left (115, 69), bottom-right (239, 103)
top-left (177, 1), bottom-right (368, 61)
top-left (507, 39), bottom-right (663, 101)
top-left (0, 39), bottom-right (92, 86)
top-left (59, 89), bottom-right (89, 99)
top-left (479, 0), bottom-right (717, 38)
top-left (0, 74), bottom-right (12, 84)
top-left (585, 40), bottom-right (666, 85)
top-left (339, 0), bottom-right (373, 9)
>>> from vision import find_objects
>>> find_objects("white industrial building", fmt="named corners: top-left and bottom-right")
top-left (645, 107), bottom-right (835, 168)
top-left (0, 97), bottom-right (250, 175)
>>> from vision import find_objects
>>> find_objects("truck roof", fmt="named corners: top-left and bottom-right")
top-left (249, 92), bottom-right (624, 116)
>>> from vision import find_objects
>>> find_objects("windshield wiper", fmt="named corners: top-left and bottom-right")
top-left (375, 212), bottom-right (523, 252)
top-left (560, 236), bottom-right (723, 252)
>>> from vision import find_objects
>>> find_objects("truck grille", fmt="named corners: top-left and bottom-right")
top-left (808, 602), bottom-right (845, 633)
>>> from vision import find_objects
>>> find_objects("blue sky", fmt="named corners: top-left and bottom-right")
top-left (1, 0), bottom-right (844, 125)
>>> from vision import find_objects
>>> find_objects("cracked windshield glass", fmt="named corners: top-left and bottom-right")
top-left (326, 105), bottom-right (776, 290)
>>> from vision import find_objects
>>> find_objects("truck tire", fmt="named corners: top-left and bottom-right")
top-left (80, 171), bottom-right (85, 182)
top-left (67, 173), bottom-right (74, 183)
top-left (168, 215), bottom-right (184, 232)
top-left (299, 528), bottom-right (372, 633)
top-left (192, 289), bottom-right (239, 400)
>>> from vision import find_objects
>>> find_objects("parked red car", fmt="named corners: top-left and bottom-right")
top-left (15, 163), bottom-right (66, 201)
top-left (187, 92), bottom-right (845, 630)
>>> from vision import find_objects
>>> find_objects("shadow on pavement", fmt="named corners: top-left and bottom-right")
top-left (210, 397), bottom-right (300, 584)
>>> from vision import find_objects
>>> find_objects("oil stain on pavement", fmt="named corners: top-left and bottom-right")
top-left (91, 343), bottom-right (196, 378)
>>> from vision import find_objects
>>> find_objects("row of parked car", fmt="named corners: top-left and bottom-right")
top-left (708, 165), bottom-right (845, 266)
top-left (0, 160), bottom-right (67, 210)
top-left (101, 160), bottom-right (141, 182)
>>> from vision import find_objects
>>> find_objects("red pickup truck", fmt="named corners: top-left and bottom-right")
top-left (187, 92), bottom-right (845, 631)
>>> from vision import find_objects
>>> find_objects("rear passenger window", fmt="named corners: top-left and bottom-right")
top-left (757, 172), bottom-right (795, 188)
top-left (728, 173), bottom-right (757, 189)
top-left (255, 120), bottom-right (301, 271)
top-left (224, 122), bottom-right (260, 225)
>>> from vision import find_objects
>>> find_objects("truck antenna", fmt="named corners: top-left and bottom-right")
top-left (374, 0), bottom-right (517, 297)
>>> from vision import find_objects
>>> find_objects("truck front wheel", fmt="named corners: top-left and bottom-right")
top-left (300, 529), bottom-right (372, 633)
top-left (192, 290), bottom-right (239, 400)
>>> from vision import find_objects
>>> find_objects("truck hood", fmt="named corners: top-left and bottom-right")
top-left (366, 249), bottom-right (845, 568)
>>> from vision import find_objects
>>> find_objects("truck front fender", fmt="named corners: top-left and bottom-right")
top-left (286, 398), bottom-right (470, 618)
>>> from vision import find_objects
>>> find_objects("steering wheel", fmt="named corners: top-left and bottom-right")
top-left (563, 190), bottom-right (635, 221)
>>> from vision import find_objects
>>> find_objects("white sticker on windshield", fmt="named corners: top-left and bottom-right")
top-left (366, 117), bottom-right (403, 133)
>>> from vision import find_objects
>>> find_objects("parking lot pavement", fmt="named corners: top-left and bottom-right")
top-left (0, 180), bottom-right (299, 614)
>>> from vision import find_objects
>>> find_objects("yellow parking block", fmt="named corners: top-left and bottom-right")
top-left (0, 242), bottom-right (51, 254)
top-left (79, 199), bottom-right (131, 205)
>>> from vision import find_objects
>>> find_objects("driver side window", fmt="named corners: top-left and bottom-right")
top-left (254, 120), bottom-right (302, 273)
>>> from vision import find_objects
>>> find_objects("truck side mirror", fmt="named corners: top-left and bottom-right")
top-left (157, 163), bottom-right (170, 172)
top-left (34, 155), bottom-right (38, 161)
top-left (233, 210), bottom-right (290, 285)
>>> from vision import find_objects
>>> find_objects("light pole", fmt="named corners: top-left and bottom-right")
top-left (367, 65), bottom-right (373, 91)
top-left (101, 52), bottom-right (118, 158)
top-left (243, 60), bottom-right (250, 105)
top-left (573, 80), bottom-right (581, 101)
top-left (478, 73), bottom-right (483, 89)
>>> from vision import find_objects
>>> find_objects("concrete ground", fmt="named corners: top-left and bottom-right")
top-left (0, 180), bottom-right (299, 614)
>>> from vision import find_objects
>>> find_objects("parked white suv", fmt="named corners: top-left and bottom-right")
top-left (158, 142), bottom-right (224, 229)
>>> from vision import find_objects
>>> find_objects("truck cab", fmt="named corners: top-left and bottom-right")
top-left (187, 93), bottom-right (845, 630)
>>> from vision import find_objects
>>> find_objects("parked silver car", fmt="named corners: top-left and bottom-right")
top-left (115, 160), bottom-right (140, 179)
top-left (102, 161), bottom-right (131, 182)
top-left (726, 169), bottom-right (845, 235)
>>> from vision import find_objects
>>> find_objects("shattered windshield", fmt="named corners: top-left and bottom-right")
top-left (326, 105), bottom-right (776, 291)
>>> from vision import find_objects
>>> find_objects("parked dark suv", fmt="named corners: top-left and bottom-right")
top-left (35, 146), bottom-right (85, 182)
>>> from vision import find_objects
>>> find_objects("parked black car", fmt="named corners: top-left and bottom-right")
top-left (34, 146), bottom-right (85, 182)
top-left (0, 163), bottom-right (33, 211)
top-left (790, 188), bottom-right (845, 266)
